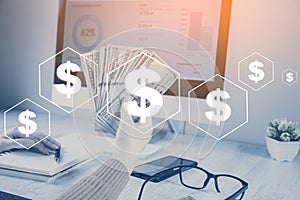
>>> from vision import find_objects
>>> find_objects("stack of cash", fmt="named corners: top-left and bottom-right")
top-left (81, 45), bottom-right (177, 135)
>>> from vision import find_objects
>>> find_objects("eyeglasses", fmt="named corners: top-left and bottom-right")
top-left (137, 165), bottom-right (248, 200)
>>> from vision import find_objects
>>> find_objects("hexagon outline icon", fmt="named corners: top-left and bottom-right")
top-left (282, 68), bottom-right (298, 86)
top-left (39, 46), bottom-right (98, 113)
top-left (106, 52), bottom-right (180, 135)
top-left (238, 51), bottom-right (274, 91)
top-left (188, 74), bottom-right (248, 141)
top-left (3, 98), bottom-right (51, 150)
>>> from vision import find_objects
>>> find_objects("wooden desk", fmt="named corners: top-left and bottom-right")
top-left (0, 112), bottom-right (299, 199)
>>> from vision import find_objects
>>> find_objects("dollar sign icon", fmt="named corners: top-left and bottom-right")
top-left (124, 67), bottom-right (163, 124)
top-left (205, 88), bottom-right (232, 126)
top-left (286, 72), bottom-right (294, 83)
top-left (18, 109), bottom-right (38, 137)
top-left (248, 60), bottom-right (265, 84)
top-left (55, 61), bottom-right (82, 98)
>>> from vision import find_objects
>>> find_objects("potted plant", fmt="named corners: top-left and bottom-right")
top-left (266, 118), bottom-right (300, 161)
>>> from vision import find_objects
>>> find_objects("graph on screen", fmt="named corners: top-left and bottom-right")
top-left (63, 0), bottom-right (222, 80)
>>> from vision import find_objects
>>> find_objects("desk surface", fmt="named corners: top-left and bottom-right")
top-left (0, 112), bottom-right (299, 200)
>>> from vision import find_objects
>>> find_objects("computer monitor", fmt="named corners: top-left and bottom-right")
top-left (54, 0), bottom-right (232, 124)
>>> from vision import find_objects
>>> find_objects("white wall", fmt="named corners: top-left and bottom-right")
top-left (224, 0), bottom-right (300, 144)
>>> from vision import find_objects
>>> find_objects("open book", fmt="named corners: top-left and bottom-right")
top-left (0, 134), bottom-right (91, 182)
top-left (0, 133), bottom-right (162, 182)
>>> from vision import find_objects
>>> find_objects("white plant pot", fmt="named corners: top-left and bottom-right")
top-left (266, 136), bottom-right (300, 162)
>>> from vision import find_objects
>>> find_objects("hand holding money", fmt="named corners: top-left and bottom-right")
top-left (81, 45), bottom-right (177, 135)
top-left (114, 96), bottom-right (153, 172)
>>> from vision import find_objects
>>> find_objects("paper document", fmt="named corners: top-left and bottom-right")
top-left (0, 134), bottom-right (91, 182)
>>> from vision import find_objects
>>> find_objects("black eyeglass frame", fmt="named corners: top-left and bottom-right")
top-left (137, 165), bottom-right (248, 200)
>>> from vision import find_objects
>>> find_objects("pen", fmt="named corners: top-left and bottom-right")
top-left (49, 147), bottom-right (61, 163)
top-left (55, 146), bottom-right (61, 163)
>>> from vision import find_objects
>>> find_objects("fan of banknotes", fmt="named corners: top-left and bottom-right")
top-left (80, 45), bottom-right (178, 135)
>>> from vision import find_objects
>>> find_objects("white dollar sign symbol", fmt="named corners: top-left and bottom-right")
top-left (124, 67), bottom-right (163, 124)
top-left (56, 61), bottom-right (82, 98)
top-left (18, 109), bottom-right (38, 137)
top-left (248, 60), bottom-right (265, 84)
top-left (286, 72), bottom-right (294, 83)
top-left (205, 88), bottom-right (232, 126)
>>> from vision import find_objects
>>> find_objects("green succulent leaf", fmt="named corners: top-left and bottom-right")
top-left (279, 132), bottom-right (291, 142)
top-left (267, 118), bottom-right (300, 142)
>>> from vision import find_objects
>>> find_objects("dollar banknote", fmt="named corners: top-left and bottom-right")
top-left (81, 45), bottom-right (177, 135)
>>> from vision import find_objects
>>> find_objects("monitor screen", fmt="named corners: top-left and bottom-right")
top-left (56, 0), bottom-right (231, 97)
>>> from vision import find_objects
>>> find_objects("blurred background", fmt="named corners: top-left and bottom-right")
top-left (0, 0), bottom-right (299, 145)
